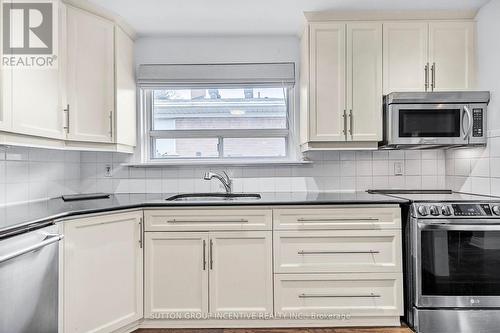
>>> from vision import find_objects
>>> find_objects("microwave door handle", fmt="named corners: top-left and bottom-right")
top-left (463, 105), bottom-right (473, 140)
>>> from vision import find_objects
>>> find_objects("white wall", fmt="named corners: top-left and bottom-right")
top-left (135, 36), bottom-right (300, 64)
top-left (446, 0), bottom-right (500, 195)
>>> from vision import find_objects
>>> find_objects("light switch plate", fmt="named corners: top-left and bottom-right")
top-left (394, 161), bottom-right (404, 176)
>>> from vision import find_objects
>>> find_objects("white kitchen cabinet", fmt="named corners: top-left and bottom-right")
top-left (115, 26), bottom-right (137, 147)
top-left (209, 231), bottom-right (273, 314)
top-left (145, 232), bottom-right (209, 316)
top-left (383, 21), bottom-right (474, 93)
top-left (301, 22), bottom-right (382, 149)
top-left (66, 5), bottom-right (115, 143)
top-left (145, 230), bottom-right (273, 317)
top-left (307, 22), bottom-right (346, 142)
top-left (347, 23), bottom-right (383, 141)
top-left (62, 211), bottom-right (143, 333)
top-left (8, 4), bottom-right (66, 139)
top-left (383, 22), bottom-right (429, 94)
top-left (429, 21), bottom-right (475, 91)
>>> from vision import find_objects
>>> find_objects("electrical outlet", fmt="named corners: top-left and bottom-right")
top-left (394, 161), bottom-right (404, 176)
top-left (104, 164), bottom-right (112, 177)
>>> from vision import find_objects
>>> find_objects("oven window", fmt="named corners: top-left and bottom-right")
top-left (399, 109), bottom-right (461, 137)
top-left (421, 230), bottom-right (500, 296)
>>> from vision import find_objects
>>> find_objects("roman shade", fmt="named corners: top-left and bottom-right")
top-left (137, 63), bottom-right (295, 87)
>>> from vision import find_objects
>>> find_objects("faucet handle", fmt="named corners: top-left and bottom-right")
top-left (203, 171), bottom-right (211, 180)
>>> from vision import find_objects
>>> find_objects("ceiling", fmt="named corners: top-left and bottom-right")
top-left (91, 0), bottom-right (490, 36)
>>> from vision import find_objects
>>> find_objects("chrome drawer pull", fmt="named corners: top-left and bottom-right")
top-left (296, 218), bottom-right (379, 222)
top-left (297, 250), bottom-right (380, 255)
top-left (167, 219), bottom-right (248, 223)
top-left (298, 293), bottom-right (380, 298)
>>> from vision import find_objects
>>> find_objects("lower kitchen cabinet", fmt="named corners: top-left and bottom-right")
top-left (61, 211), bottom-right (143, 333)
top-left (145, 232), bottom-right (209, 316)
top-left (209, 231), bottom-right (273, 314)
top-left (145, 231), bottom-right (273, 318)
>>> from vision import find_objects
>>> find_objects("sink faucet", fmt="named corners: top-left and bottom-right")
top-left (203, 171), bottom-right (232, 194)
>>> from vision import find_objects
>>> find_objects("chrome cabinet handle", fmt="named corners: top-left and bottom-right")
top-left (431, 62), bottom-right (436, 91)
top-left (342, 109), bottom-right (347, 139)
top-left (109, 111), bottom-right (113, 137)
top-left (298, 293), bottom-right (380, 298)
top-left (463, 105), bottom-right (473, 141)
top-left (63, 104), bottom-right (70, 133)
top-left (0, 234), bottom-right (64, 264)
top-left (349, 109), bottom-right (353, 138)
top-left (166, 219), bottom-right (248, 223)
top-left (139, 218), bottom-right (143, 249)
top-left (202, 240), bottom-right (207, 270)
top-left (209, 239), bottom-right (213, 270)
top-left (298, 250), bottom-right (380, 255)
top-left (424, 63), bottom-right (429, 91)
top-left (297, 217), bottom-right (379, 222)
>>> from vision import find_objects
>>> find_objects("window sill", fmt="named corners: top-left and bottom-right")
top-left (125, 159), bottom-right (312, 167)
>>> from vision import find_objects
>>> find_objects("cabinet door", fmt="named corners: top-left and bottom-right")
top-left (383, 22), bottom-right (428, 93)
top-left (66, 6), bottom-right (114, 143)
top-left (145, 232), bottom-right (209, 316)
top-left (429, 21), bottom-right (474, 91)
top-left (209, 231), bottom-right (273, 313)
top-left (63, 211), bottom-right (143, 333)
top-left (347, 22), bottom-right (382, 141)
top-left (309, 23), bottom-right (346, 142)
top-left (10, 3), bottom-right (65, 139)
top-left (115, 26), bottom-right (136, 147)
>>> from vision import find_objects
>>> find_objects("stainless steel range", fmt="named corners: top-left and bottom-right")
top-left (369, 190), bottom-right (500, 333)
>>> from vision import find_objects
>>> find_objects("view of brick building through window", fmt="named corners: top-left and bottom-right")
top-left (151, 87), bottom-right (289, 159)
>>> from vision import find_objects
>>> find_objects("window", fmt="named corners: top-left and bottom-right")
top-left (139, 63), bottom-right (295, 163)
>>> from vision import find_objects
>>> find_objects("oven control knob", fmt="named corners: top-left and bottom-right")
top-left (492, 205), bottom-right (500, 216)
top-left (441, 206), bottom-right (452, 216)
top-left (429, 206), bottom-right (440, 216)
top-left (418, 206), bottom-right (429, 216)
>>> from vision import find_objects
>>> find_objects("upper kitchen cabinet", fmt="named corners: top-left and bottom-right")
top-left (115, 26), bottom-right (137, 148)
top-left (428, 21), bottom-right (475, 91)
top-left (66, 5), bottom-right (115, 143)
top-left (383, 21), bottom-right (475, 94)
top-left (300, 21), bottom-right (382, 150)
top-left (383, 22), bottom-right (429, 94)
top-left (0, 2), bottom-right (65, 140)
top-left (0, 1), bottom-right (136, 152)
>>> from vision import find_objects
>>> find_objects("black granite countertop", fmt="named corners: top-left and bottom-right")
top-left (0, 191), bottom-right (408, 238)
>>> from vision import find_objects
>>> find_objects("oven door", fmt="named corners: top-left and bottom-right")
top-left (389, 103), bottom-right (472, 146)
top-left (414, 220), bottom-right (500, 308)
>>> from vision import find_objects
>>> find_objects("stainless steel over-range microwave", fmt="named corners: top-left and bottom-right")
top-left (380, 91), bottom-right (490, 149)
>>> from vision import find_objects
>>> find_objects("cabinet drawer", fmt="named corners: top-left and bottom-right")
top-left (144, 208), bottom-right (272, 231)
top-left (273, 206), bottom-right (401, 230)
top-left (274, 230), bottom-right (402, 273)
top-left (274, 273), bottom-right (403, 317)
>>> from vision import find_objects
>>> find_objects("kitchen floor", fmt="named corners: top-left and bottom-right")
top-left (134, 327), bottom-right (413, 333)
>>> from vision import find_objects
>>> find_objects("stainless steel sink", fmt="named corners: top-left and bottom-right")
top-left (166, 193), bottom-right (261, 201)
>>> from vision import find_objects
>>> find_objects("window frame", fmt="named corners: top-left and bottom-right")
top-left (140, 84), bottom-right (297, 163)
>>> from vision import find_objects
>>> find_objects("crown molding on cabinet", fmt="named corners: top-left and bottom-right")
top-left (304, 9), bottom-right (478, 22)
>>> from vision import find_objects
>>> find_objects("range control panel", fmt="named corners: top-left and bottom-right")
top-left (414, 203), bottom-right (500, 218)
top-left (472, 108), bottom-right (484, 137)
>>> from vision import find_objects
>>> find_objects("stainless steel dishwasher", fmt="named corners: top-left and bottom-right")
top-left (0, 224), bottom-right (63, 333)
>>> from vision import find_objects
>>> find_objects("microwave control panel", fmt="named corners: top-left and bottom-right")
top-left (472, 108), bottom-right (484, 137)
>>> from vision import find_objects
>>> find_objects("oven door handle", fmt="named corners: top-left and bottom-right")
top-left (418, 222), bottom-right (500, 231)
top-left (463, 105), bottom-right (473, 140)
